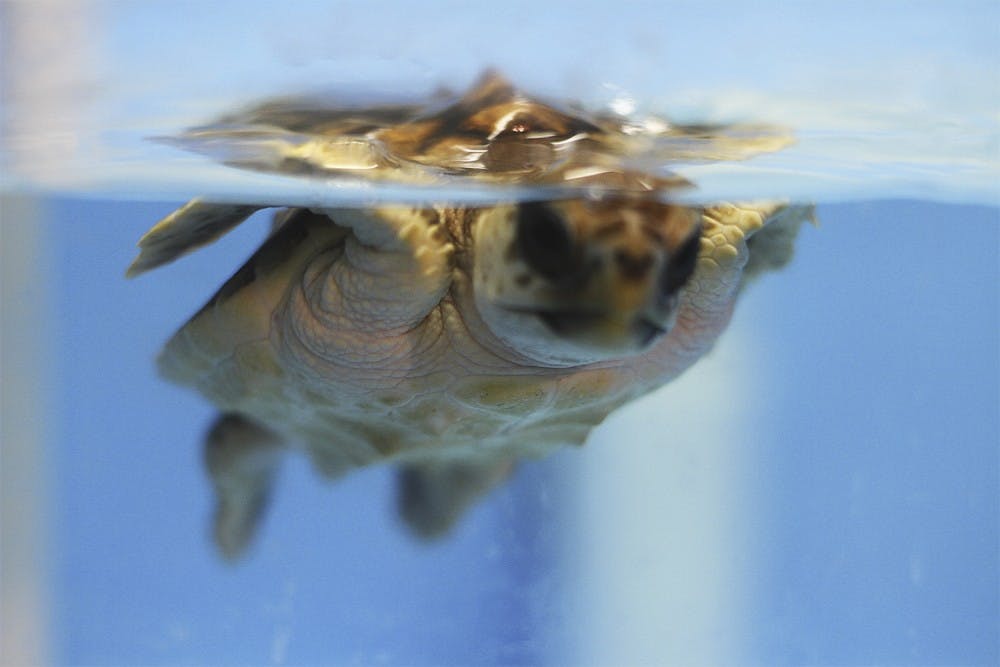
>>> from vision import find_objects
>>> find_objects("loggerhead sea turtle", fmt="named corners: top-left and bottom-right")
top-left (130, 72), bottom-right (812, 559)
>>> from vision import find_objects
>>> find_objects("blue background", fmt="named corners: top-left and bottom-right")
top-left (44, 197), bottom-right (998, 665)
top-left (2, 0), bottom-right (997, 663)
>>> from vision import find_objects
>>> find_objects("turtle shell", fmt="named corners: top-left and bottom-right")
top-left (129, 71), bottom-right (793, 277)
top-left (165, 69), bottom-right (792, 192)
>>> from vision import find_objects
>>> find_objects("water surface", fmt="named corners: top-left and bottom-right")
top-left (1, 2), bottom-right (997, 666)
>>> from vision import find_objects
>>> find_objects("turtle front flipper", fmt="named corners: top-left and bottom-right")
top-left (695, 202), bottom-right (814, 302)
top-left (396, 458), bottom-right (516, 539)
top-left (127, 198), bottom-right (266, 277)
top-left (307, 205), bottom-right (456, 331)
top-left (203, 413), bottom-right (285, 561)
top-left (741, 203), bottom-right (815, 286)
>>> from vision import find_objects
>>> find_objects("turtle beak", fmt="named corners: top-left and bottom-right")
top-left (536, 309), bottom-right (671, 353)
top-left (473, 198), bottom-right (701, 365)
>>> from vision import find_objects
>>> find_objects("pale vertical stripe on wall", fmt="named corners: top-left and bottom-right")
top-left (559, 319), bottom-right (760, 666)
top-left (0, 196), bottom-right (52, 667)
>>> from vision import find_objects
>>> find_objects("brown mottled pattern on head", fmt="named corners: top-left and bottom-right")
top-left (552, 197), bottom-right (699, 257)
top-left (374, 71), bottom-right (600, 175)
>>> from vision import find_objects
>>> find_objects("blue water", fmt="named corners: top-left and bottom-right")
top-left (2, 1), bottom-right (999, 665)
top-left (32, 197), bottom-right (996, 666)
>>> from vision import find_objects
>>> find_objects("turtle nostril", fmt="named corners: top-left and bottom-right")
top-left (516, 202), bottom-right (578, 282)
top-left (614, 250), bottom-right (654, 281)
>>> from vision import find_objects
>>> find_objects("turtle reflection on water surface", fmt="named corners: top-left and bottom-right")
top-left (130, 72), bottom-right (812, 560)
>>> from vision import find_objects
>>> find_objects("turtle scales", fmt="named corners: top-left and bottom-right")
top-left (130, 72), bottom-right (812, 559)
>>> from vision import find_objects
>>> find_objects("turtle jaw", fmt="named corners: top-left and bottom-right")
top-left (534, 308), bottom-right (674, 354)
top-left (473, 297), bottom-right (681, 366)
top-left (470, 198), bottom-right (699, 366)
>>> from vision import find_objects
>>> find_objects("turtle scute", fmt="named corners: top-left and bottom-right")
top-left (132, 71), bottom-right (813, 560)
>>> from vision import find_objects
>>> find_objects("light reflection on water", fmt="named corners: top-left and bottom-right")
top-left (3, 1), bottom-right (998, 206)
top-left (1, 2), bottom-right (998, 666)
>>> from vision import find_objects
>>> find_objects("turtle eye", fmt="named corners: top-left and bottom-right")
top-left (516, 201), bottom-right (578, 282)
top-left (660, 230), bottom-right (701, 297)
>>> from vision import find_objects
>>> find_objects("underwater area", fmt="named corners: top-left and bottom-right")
top-left (2, 2), bottom-right (997, 666)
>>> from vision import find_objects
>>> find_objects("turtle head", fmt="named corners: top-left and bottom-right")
top-left (472, 197), bottom-right (702, 365)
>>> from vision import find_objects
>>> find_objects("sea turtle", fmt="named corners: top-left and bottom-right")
top-left (130, 72), bottom-right (812, 559)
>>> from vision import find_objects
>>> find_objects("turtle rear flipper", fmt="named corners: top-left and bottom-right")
top-left (204, 413), bottom-right (285, 560)
top-left (396, 459), bottom-right (515, 539)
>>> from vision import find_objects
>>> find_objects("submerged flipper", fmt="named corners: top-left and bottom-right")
top-left (741, 203), bottom-right (815, 286)
top-left (203, 413), bottom-right (285, 560)
top-left (127, 199), bottom-right (266, 277)
top-left (396, 459), bottom-right (516, 538)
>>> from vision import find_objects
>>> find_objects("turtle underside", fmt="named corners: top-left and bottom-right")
top-left (131, 71), bottom-right (813, 560)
